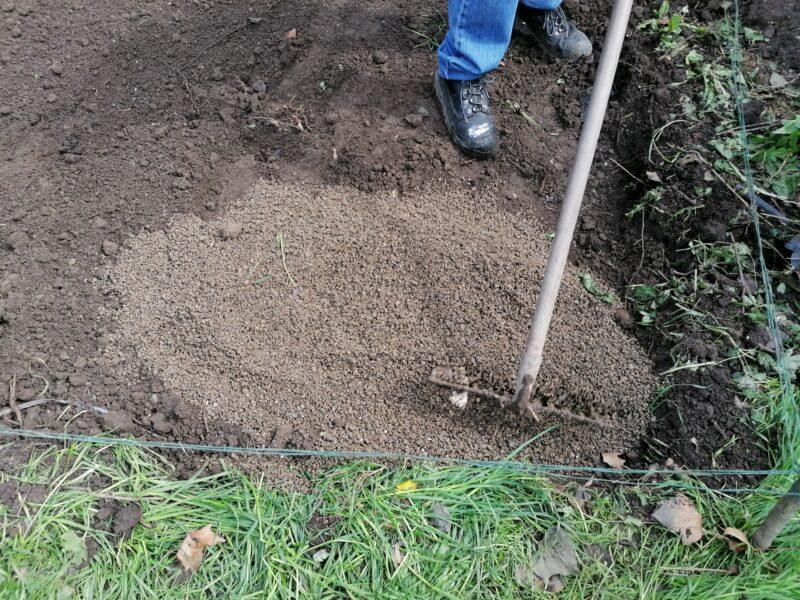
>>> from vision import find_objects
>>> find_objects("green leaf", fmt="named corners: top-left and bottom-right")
top-left (579, 274), bottom-right (617, 304)
top-left (743, 27), bottom-right (765, 43)
top-left (61, 530), bottom-right (88, 567)
top-left (685, 49), bottom-right (704, 66)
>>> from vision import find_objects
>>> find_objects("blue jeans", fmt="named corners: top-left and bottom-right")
top-left (438, 0), bottom-right (562, 80)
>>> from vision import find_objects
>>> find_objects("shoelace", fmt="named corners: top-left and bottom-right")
top-left (544, 7), bottom-right (568, 37)
top-left (462, 78), bottom-right (490, 116)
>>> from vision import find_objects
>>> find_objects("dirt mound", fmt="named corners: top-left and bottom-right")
top-left (103, 180), bottom-right (655, 468)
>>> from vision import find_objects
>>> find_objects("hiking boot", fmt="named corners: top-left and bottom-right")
top-left (514, 5), bottom-right (593, 59)
top-left (434, 73), bottom-right (498, 158)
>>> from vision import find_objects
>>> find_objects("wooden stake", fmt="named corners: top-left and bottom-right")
top-left (753, 476), bottom-right (800, 551)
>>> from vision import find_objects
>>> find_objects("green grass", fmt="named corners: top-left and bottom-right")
top-left (1, 442), bottom-right (799, 599)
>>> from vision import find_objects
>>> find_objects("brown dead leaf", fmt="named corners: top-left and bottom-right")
top-left (515, 526), bottom-right (580, 592)
top-left (652, 494), bottom-right (703, 545)
top-left (285, 28), bottom-right (297, 39)
top-left (601, 452), bottom-right (626, 469)
top-left (176, 525), bottom-right (225, 573)
top-left (572, 488), bottom-right (591, 514)
top-left (645, 171), bottom-right (662, 183)
top-left (390, 542), bottom-right (406, 567)
top-left (722, 527), bottom-right (749, 553)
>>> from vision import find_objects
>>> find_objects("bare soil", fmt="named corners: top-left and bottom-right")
top-left (1, 0), bottom-right (786, 481)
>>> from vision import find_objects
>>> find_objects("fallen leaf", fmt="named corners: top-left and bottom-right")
top-left (312, 548), bottom-right (330, 564)
top-left (285, 28), bottom-right (297, 40)
top-left (645, 171), bottom-right (662, 183)
top-left (572, 488), bottom-right (591, 514)
top-left (515, 526), bottom-right (580, 592)
top-left (61, 530), bottom-right (88, 567)
top-left (449, 390), bottom-right (468, 410)
top-left (584, 543), bottom-right (613, 566)
top-left (769, 72), bottom-right (788, 89)
top-left (390, 543), bottom-right (405, 567)
top-left (56, 586), bottom-right (75, 600)
top-left (177, 525), bottom-right (225, 573)
top-left (652, 494), bottom-right (703, 545)
top-left (395, 480), bottom-right (418, 493)
top-left (601, 452), bottom-right (626, 469)
top-left (722, 527), bottom-right (749, 553)
top-left (430, 502), bottom-right (452, 534)
top-left (547, 575), bottom-right (565, 593)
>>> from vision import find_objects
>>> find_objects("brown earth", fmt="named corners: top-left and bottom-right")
top-left (103, 181), bottom-right (655, 470)
top-left (0, 0), bottom-right (784, 481)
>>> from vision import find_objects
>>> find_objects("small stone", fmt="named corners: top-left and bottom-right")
top-left (324, 111), bottom-right (339, 125)
top-left (211, 67), bottom-right (224, 81)
top-left (415, 106), bottom-right (430, 118)
top-left (0, 106), bottom-right (11, 116)
top-left (51, 61), bottom-right (64, 76)
top-left (1, 2), bottom-right (14, 13)
top-left (28, 112), bottom-right (40, 125)
top-left (79, 37), bottom-right (90, 47)
top-left (10, 25), bottom-right (21, 38)
top-left (139, 157), bottom-right (150, 167)
top-left (73, 356), bottom-right (88, 370)
top-left (372, 50), bottom-right (388, 64)
top-left (101, 410), bottom-right (135, 433)
top-left (404, 113), bottom-right (423, 128)
top-left (46, 93), bottom-right (56, 103)
top-left (153, 125), bottom-right (170, 139)
top-left (7, 230), bottom-right (29, 250)
top-left (219, 107), bottom-right (236, 124)
top-left (101, 240), bottom-right (119, 256)
top-left (171, 32), bottom-right (181, 42)
top-left (613, 306), bottom-right (635, 330)
top-left (251, 79), bottom-right (266, 93)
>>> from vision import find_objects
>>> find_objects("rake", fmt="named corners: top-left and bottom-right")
top-left (430, 0), bottom-right (634, 428)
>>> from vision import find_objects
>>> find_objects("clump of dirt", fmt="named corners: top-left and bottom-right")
top-left (102, 180), bottom-right (656, 474)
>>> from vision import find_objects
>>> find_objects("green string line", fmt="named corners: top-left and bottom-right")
top-left (2, 427), bottom-right (799, 479)
top-left (728, 0), bottom-right (799, 462)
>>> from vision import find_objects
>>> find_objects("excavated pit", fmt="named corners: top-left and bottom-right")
top-left (104, 181), bottom-right (657, 471)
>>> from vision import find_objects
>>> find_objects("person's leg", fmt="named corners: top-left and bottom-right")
top-left (437, 0), bottom-right (518, 81)
top-left (435, 0), bottom-right (516, 158)
top-left (521, 0), bottom-right (562, 8)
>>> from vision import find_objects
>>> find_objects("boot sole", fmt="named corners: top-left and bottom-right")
top-left (433, 79), bottom-right (495, 160)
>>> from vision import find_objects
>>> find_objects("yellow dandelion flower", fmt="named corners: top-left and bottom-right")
top-left (394, 480), bottom-right (419, 493)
